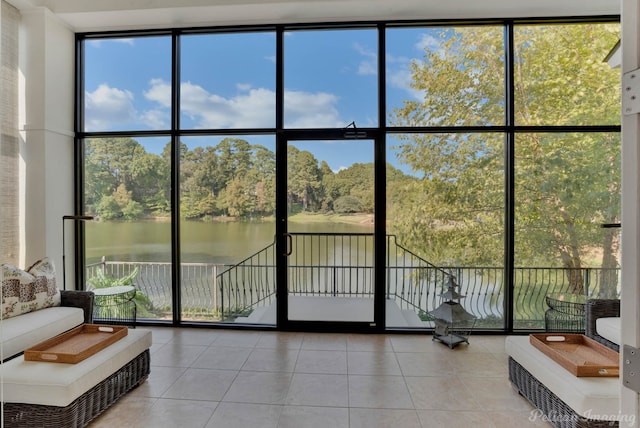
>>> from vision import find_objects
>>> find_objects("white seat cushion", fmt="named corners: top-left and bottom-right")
top-left (596, 317), bottom-right (621, 346)
top-left (505, 335), bottom-right (619, 419)
top-left (1, 306), bottom-right (85, 359)
top-left (1, 328), bottom-right (152, 407)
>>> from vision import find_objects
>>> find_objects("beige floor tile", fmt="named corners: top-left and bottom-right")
top-left (89, 395), bottom-right (158, 428)
top-left (255, 331), bottom-right (305, 349)
top-left (396, 351), bottom-right (458, 376)
top-left (301, 333), bottom-right (348, 351)
top-left (205, 402), bottom-right (282, 428)
top-left (162, 368), bottom-right (238, 401)
top-left (222, 370), bottom-right (292, 404)
top-left (489, 410), bottom-right (554, 427)
top-left (348, 374), bottom-right (414, 409)
top-left (167, 327), bottom-right (219, 346)
top-left (450, 351), bottom-right (509, 377)
top-left (151, 343), bottom-right (207, 367)
top-left (347, 351), bottom-right (402, 375)
top-left (285, 373), bottom-right (349, 407)
top-left (191, 345), bottom-right (252, 370)
top-left (417, 409), bottom-right (498, 428)
top-left (278, 405), bottom-right (349, 428)
top-left (212, 330), bottom-right (262, 347)
top-left (405, 375), bottom-right (483, 411)
top-left (350, 408), bottom-right (422, 428)
top-left (389, 335), bottom-right (447, 353)
top-left (346, 333), bottom-right (394, 352)
top-left (129, 365), bottom-right (187, 398)
top-left (132, 398), bottom-right (218, 428)
top-left (87, 327), bottom-right (558, 427)
top-left (294, 349), bottom-right (348, 374)
top-left (461, 376), bottom-right (533, 411)
top-left (243, 347), bottom-right (300, 372)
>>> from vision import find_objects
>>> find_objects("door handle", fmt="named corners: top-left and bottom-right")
top-left (284, 233), bottom-right (293, 256)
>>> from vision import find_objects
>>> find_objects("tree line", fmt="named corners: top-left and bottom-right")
top-left (84, 137), bottom-right (410, 221)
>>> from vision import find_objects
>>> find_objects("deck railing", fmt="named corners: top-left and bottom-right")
top-left (86, 233), bottom-right (620, 328)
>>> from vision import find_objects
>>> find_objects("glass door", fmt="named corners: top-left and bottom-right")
top-left (278, 138), bottom-right (383, 331)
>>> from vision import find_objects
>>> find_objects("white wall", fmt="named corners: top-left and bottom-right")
top-left (621, 0), bottom-right (640, 425)
top-left (19, 7), bottom-right (75, 287)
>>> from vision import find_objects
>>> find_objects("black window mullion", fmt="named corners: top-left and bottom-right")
top-left (275, 26), bottom-right (288, 327)
top-left (171, 30), bottom-right (182, 325)
top-left (504, 22), bottom-right (516, 333)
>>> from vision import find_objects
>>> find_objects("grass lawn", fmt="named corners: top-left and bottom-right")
top-left (288, 212), bottom-right (373, 225)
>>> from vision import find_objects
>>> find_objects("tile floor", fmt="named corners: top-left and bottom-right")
top-left (89, 328), bottom-right (550, 428)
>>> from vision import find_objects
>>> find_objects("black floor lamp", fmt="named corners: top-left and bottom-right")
top-left (62, 215), bottom-right (94, 289)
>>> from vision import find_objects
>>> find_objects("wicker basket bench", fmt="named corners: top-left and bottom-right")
top-left (506, 335), bottom-right (619, 428)
top-left (2, 328), bottom-right (151, 428)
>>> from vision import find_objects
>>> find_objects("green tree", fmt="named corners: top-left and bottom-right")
top-left (287, 146), bottom-right (322, 212)
top-left (334, 195), bottom-right (362, 213)
top-left (219, 176), bottom-right (253, 217)
top-left (389, 24), bottom-right (620, 295)
top-left (95, 195), bottom-right (122, 220)
top-left (319, 161), bottom-right (337, 212)
top-left (85, 137), bottom-right (169, 219)
top-left (250, 144), bottom-right (276, 216)
top-left (334, 163), bottom-right (375, 213)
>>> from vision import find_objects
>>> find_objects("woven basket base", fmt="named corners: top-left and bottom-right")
top-left (4, 349), bottom-right (150, 428)
top-left (509, 357), bottom-right (618, 428)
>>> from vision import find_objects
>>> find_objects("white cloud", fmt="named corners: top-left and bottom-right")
top-left (386, 37), bottom-right (433, 101)
top-left (144, 79), bottom-right (343, 129)
top-left (283, 90), bottom-right (342, 128)
top-left (84, 84), bottom-right (136, 131)
top-left (416, 34), bottom-right (440, 53)
top-left (86, 38), bottom-right (135, 48)
top-left (178, 81), bottom-right (275, 128)
top-left (388, 67), bottom-right (423, 100)
top-left (139, 109), bottom-right (169, 129)
top-left (358, 62), bottom-right (377, 76)
top-left (353, 42), bottom-right (377, 76)
top-left (86, 78), bottom-right (346, 131)
top-left (144, 78), bottom-right (171, 107)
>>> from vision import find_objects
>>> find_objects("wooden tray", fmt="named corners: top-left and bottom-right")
top-left (24, 324), bottom-right (128, 364)
top-left (530, 333), bottom-right (619, 377)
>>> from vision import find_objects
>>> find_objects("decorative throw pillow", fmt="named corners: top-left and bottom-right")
top-left (26, 257), bottom-right (61, 310)
top-left (1, 264), bottom-right (35, 319)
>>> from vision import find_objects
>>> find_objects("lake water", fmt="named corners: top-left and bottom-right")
top-left (86, 219), bottom-right (373, 265)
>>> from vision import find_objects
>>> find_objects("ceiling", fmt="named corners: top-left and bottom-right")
top-left (7, 0), bottom-right (620, 32)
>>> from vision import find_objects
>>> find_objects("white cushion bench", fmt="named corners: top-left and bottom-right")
top-left (506, 335), bottom-right (621, 428)
top-left (2, 328), bottom-right (152, 427)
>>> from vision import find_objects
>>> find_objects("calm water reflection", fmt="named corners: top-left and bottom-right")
top-left (86, 220), bottom-right (372, 265)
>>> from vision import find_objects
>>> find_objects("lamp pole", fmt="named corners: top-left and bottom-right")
top-left (62, 215), bottom-right (94, 289)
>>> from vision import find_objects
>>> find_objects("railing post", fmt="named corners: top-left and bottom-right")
top-left (220, 276), bottom-right (225, 321)
top-left (584, 268), bottom-right (591, 297)
top-left (212, 265), bottom-right (217, 316)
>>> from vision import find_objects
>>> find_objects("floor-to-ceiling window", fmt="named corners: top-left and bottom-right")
top-left (81, 35), bottom-right (173, 321)
top-left (511, 24), bottom-right (621, 329)
top-left (385, 25), bottom-right (506, 329)
top-left (77, 18), bottom-right (620, 332)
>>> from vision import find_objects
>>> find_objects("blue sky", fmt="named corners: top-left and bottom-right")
top-left (83, 28), bottom-right (440, 174)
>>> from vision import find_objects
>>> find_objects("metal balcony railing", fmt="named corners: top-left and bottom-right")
top-left (86, 233), bottom-right (620, 328)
